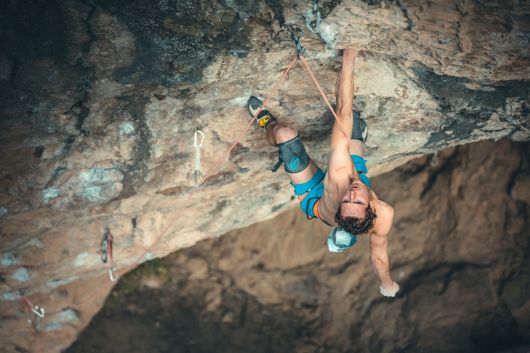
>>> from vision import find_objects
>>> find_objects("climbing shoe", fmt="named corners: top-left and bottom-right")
top-left (352, 111), bottom-right (368, 142)
top-left (248, 96), bottom-right (277, 130)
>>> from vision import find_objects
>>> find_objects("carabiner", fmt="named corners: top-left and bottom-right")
top-left (32, 305), bottom-right (45, 318)
top-left (109, 267), bottom-right (118, 282)
top-left (194, 130), bottom-right (205, 148)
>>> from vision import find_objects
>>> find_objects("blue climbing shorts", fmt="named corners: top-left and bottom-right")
top-left (292, 155), bottom-right (372, 219)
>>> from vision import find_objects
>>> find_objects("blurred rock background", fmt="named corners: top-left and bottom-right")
top-left (68, 139), bottom-right (530, 353)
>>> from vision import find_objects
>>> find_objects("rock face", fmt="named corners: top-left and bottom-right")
top-left (68, 139), bottom-right (530, 353)
top-left (0, 0), bottom-right (528, 351)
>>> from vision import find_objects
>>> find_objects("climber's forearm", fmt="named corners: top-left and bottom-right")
top-left (369, 233), bottom-right (394, 288)
top-left (331, 49), bottom-right (355, 147)
top-left (370, 253), bottom-right (393, 287)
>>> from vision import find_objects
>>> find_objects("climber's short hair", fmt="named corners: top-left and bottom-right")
top-left (335, 205), bottom-right (377, 235)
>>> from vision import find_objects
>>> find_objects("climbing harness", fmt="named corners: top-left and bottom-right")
top-left (101, 228), bottom-right (118, 282)
top-left (299, 55), bottom-right (351, 139)
top-left (193, 130), bottom-right (205, 186)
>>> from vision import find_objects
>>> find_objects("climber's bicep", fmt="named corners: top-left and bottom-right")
top-left (327, 139), bottom-right (353, 179)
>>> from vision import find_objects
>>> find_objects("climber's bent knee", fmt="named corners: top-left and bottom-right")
top-left (272, 125), bottom-right (298, 144)
top-left (277, 135), bottom-right (310, 173)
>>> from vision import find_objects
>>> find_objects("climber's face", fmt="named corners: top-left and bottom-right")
top-left (339, 179), bottom-right (371, 219)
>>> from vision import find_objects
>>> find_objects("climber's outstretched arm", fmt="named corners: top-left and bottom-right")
top-left (330, 48), bottom-right (355, 151)
top-left (327, 49), bottom-right (358, 178)
top-left (369, 205), bottom-right (399, 297)
top-left (370, 234), bottom-right (393, 285)
top-left (319, 49), bottom-right (360, 224)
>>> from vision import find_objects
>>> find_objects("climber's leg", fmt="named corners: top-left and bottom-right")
top-left (267, 122), bottom-right (320, 184)
top-left (248, 96), bottom-right (324, 220)
top-left (248, 96), bottom-right (319, 184)
top-left (268, 122), bottom-right (325, 219)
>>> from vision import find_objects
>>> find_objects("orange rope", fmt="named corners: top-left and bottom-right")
top-left (299, 55), bottom-right (351, 141)
top-left (200, 55), bottom-right (299, 185)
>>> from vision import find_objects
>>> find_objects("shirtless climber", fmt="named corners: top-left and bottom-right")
top-left (248, 49), bottom-right (399, 297)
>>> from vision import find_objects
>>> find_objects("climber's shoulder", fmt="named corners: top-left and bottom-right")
top-left (370, 198), bottom-right (394, 237)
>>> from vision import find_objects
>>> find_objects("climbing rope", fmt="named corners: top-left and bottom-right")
top-left (200, 54), bottom-right (300, 186)
top-left (299, 54), bottom-right (352, 140)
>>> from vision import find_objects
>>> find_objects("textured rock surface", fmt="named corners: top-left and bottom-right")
top-left (67, 139), bottom-right (530, 353)
top-left (0, 0), bottom-right (529, 351)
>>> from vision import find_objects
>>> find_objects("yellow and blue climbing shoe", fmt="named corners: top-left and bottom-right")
top-left (248, 96), bottom-right (277, 130)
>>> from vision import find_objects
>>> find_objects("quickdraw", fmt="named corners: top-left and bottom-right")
top-left (101, 228), bottom-right (111, 264)
top-left (101, 228), bottom-right (118, 282)
top-left (23, 297), bottom-right (45, 319)
top-left (193, 130), bottom-right (205, 186)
